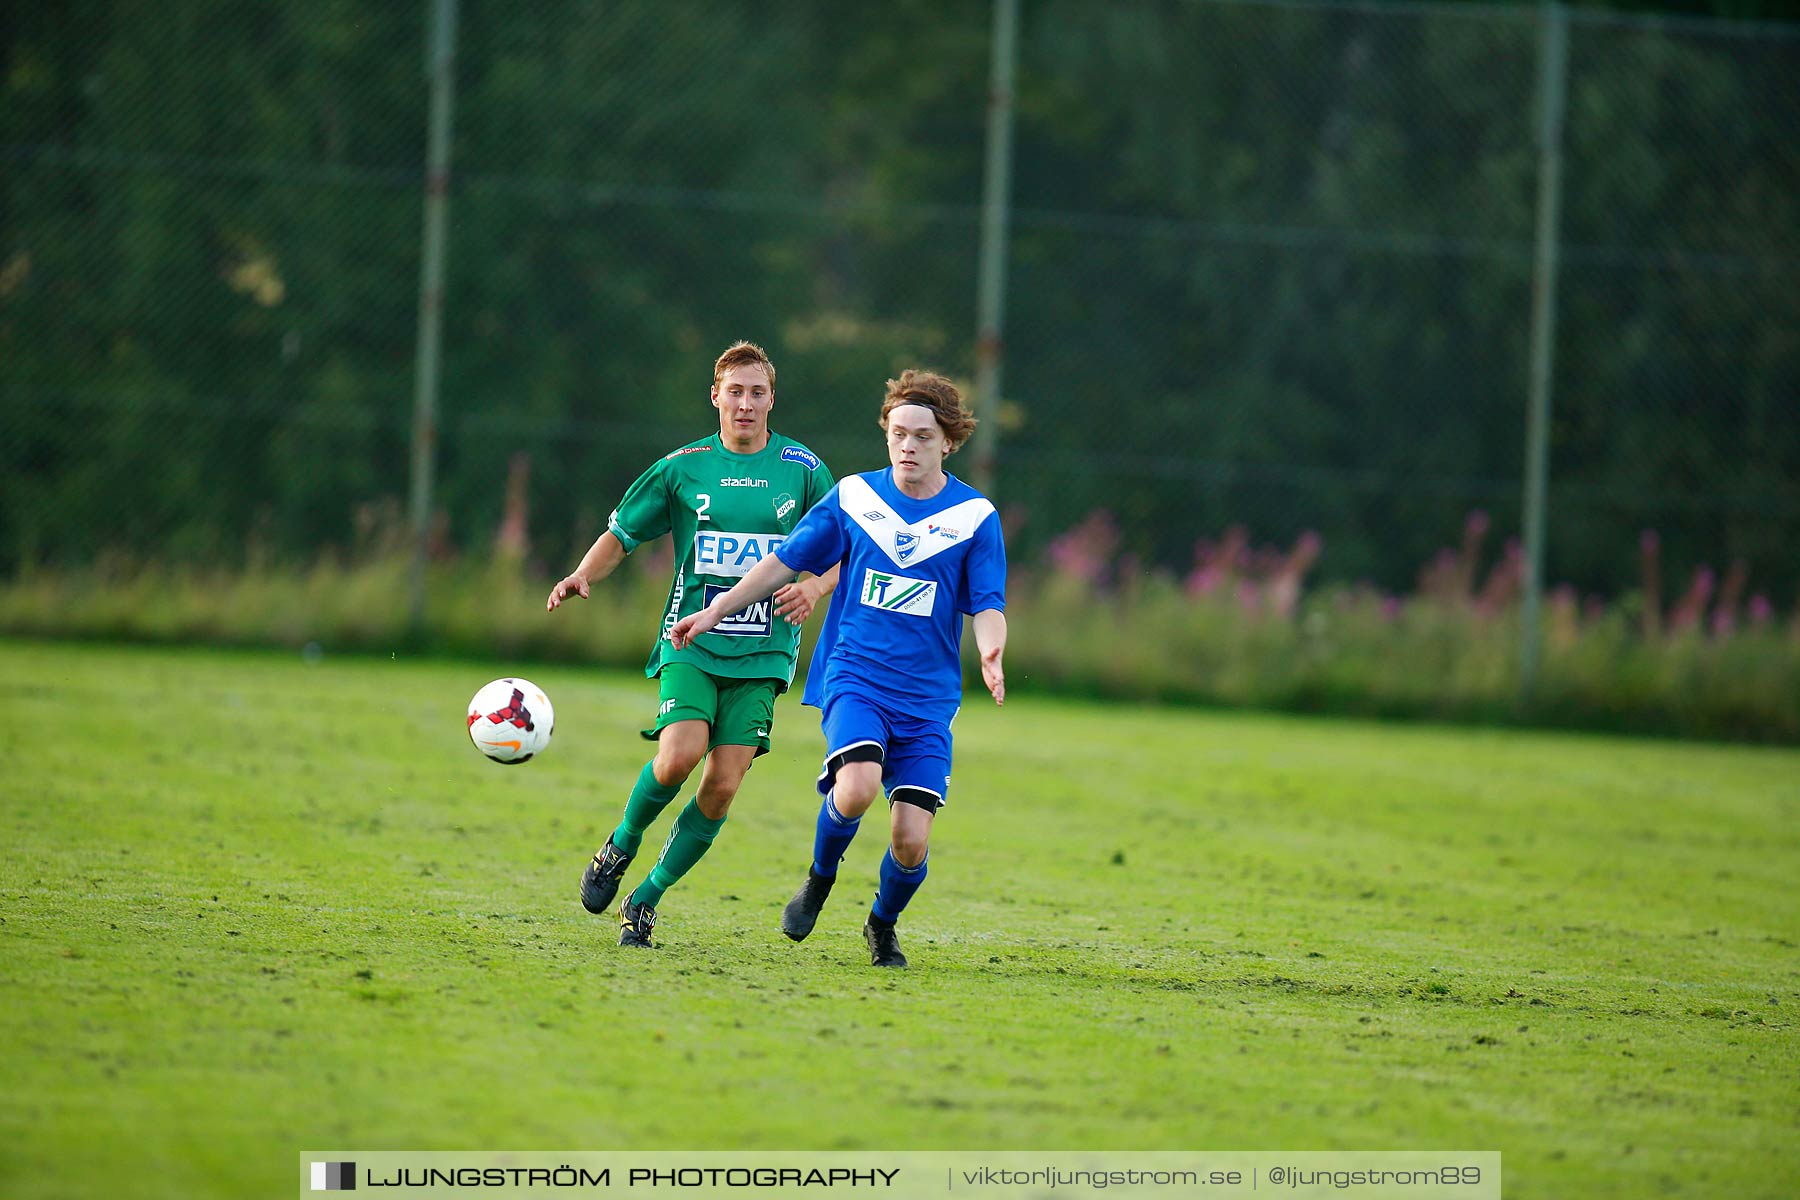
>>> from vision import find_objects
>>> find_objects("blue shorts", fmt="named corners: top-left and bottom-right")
top-left (817, 691), bottom-right (954, 811)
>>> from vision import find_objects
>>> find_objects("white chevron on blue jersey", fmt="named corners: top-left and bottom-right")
top-left (839, 475), bottom-right (997, 570)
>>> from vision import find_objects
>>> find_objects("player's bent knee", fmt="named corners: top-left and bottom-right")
top-left (828, 749), bottom-right (884, 811)
top-left (695, 769), bottom-right (747, 818)
top-left (888, 789), bottom-right (937, 867)
top-left (697, 747), bottom-right (754, 814)
top-left (653, 747), bottom-right (703, 785)
top-left (893, 835), bottom-right (929, 867)
top-left (833, 775), bottom-right (882, 817)
top-left (655, 719), bottom-right (709, 771)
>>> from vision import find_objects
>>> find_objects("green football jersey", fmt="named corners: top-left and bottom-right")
top-left (608, 431), bottom-right (835, 687)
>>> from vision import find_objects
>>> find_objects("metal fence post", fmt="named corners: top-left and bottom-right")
top-left (408, 0), bottom-right (459, 632)
top-left (1520, 0), bottom-right (1568, 698)
top-left (970, 0), bottom-right (1020, 498)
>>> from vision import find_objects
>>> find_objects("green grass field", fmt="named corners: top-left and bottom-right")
top-left (2, 639), bottom-right (1795, 1199)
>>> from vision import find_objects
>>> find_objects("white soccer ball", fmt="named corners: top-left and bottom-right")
top-left (466, 677), bottom-right (554, 765)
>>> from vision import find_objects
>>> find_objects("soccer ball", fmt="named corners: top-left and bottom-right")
top-left (466, 677), bottom-right (554, 764)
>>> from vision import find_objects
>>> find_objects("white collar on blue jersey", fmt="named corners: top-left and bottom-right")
top-left (840, 474), bottom-right (996, 570)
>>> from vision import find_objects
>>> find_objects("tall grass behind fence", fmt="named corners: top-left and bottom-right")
top-left (1015, 513), bottom-right (1800, 742)
top-left (4, 508), bottom-right (1795, 741)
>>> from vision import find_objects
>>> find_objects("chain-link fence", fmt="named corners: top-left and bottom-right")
top-left (4, 0), bottom-right (1796, 604)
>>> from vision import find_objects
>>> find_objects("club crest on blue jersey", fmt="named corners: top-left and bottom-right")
top-left (893, 531), bottom-right (919, 563)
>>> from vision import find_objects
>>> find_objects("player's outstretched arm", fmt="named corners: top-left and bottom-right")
top-left (546, 531), bottom-right (627, 612)
top-left (669, 552), bottom-right (799, 649)
top-left (773, 561), bottom-right (842, 626)
top-left (973, 608), bottom-right (1007, 706)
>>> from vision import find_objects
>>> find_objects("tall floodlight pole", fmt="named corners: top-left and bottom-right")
top-left (409, 0), bottom-right (459, 632)
top-left (970, 0), bottom-right (1020, 497)
top-left (1520, 1), bottom-right (1568, 697)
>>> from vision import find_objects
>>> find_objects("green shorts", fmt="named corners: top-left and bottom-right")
top-left (639, 662), bottom-right (780, 757)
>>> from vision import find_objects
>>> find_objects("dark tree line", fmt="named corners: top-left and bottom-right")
top-left (3, 0), bottom-right (1795, 601)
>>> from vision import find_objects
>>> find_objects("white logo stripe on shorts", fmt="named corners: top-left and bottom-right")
top-left (891, 784), bottom-right (945, 804)
top-left (817, 739), bottom-right (884, 790)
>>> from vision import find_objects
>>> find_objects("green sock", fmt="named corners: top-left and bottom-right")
top-left (631, 799), bottom-right (727, 908)
top-left (611, 761), bottom-right (681, 856)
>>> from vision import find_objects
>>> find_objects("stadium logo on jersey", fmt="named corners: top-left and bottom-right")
top-left (665, 445), bottom-right (711, 458)
top-left (719, 476), bottom-right (769, 488)
top-left (860, 568), bottom-right (937, 617)
top-left (702, 584), bottom-right (772, 637)
top-left (693, 530), bottom-right (786, 577)
top-left (893, 531), bottom-right (919, 563)
top-left (774, 493), bottom-right (796, 522)
top-left (780, 446), bottom-right (821, 470)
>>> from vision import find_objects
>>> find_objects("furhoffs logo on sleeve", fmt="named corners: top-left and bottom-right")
top-left (311, 1162), bottom-right (356, 1191)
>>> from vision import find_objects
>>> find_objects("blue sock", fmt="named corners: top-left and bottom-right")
top-left (871, 847), bottom-right (927, 924)
top-left (812, 792), bottom-right (860, 877)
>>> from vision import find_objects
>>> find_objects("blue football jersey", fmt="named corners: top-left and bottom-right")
top-left (776, 469), bottom-right (1007, 724)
